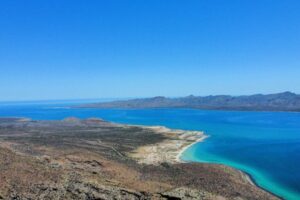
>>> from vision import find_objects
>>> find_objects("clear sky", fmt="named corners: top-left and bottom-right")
top-left (0, 0), bottom-right (300, 101)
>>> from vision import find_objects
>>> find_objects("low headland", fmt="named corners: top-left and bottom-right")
top-left (0, 117), bottom-right (279, 200)
top-left (128, 125), bottom-right (208, 165)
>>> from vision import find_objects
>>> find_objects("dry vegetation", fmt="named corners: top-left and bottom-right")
top-left (0, 118), bottom-right (279, 200)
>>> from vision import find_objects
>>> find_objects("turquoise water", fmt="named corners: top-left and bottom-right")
top-left (0, 101), bottom-right (300, 199)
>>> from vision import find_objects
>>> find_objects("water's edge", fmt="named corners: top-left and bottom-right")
top-left (1, 104), bottom-right (300, 200)
top-left (180, 140), bottom-right (287, 200)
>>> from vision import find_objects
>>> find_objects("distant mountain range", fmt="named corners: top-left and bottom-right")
top-left (77, 92), bottom-right (300, 112)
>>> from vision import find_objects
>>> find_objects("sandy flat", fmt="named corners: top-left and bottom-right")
top-left (128, 125), bottom-right (208, 165)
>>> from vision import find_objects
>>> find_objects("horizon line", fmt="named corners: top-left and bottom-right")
top-left (0, 91), bottom-right (297, 103)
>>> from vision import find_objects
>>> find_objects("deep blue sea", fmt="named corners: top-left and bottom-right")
top-left (0, 100), bottom-right (300, 200)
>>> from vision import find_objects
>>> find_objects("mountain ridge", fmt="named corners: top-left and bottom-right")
top-left (77, 91), bottom-right (300, 112)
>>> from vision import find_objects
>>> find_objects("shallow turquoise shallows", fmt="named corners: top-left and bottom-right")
top-left (1, 100), bottom-right (300, 200)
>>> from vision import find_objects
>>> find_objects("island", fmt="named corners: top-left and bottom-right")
top-left (0, 117), bottom-right (278, 199)
top-left (76, 91), bottom-right (300, 112)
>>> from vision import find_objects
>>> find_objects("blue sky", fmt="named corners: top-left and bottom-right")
top-left (0, 0), bottom-right (299, 101)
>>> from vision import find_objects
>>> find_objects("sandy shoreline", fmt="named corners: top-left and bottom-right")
top-left (128, 125), bottom-right (207, 165)
top-left (175, 134), bottom-right (209, 162)
top-left (128, 124), bottom-right (259, 187)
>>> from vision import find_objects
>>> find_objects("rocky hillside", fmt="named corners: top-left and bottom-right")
top-left (0, 118), bottom-right (279, 200)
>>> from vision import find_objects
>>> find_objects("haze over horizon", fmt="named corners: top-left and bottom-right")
top-left (1, 0), bottom-right (300, 101)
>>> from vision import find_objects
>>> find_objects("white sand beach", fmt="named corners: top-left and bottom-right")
top-left (128, 125), bottom-right (208, 165)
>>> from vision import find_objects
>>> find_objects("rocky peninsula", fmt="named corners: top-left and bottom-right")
top-left (0, 117), bottom-right (279, 200)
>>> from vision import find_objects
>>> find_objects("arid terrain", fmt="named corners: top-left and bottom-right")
top-left (0, 118), bottom-right (279, 200)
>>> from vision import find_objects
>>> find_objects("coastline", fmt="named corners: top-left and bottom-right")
top-left (175, 135), bottom-right (255, 186)
top-left (128, 125), bottom-right (207, 165)
top-left (128, 124), bottom-right (281, 199)
top-left (0, 118), bottom-right (280, 200)
top-left (174, 132), bottom-right (256, 187)
top-left (241, 171), bottom-right (284, 200)
top-left (175, 132), bottom-right (284, 200)
top-left (175, 134), bottom-right (209, 163)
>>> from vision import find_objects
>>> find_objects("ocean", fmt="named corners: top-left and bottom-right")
top-left (0, 100), bottom-right (299, 200)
